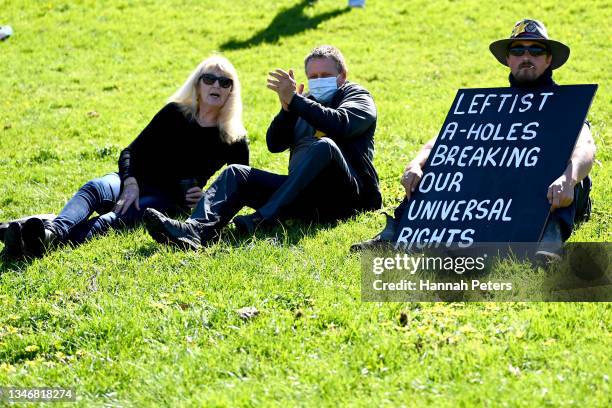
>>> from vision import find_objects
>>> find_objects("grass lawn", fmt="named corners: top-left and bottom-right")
top-left (0, 0), bottom-right (610, 406)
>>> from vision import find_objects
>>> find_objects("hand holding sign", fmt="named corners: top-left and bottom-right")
top-left (547, 174), bottom-right (574, 211)
top-left (401, 164), bottom-right (423, 201)
top-left (401, 137), bottom-right (436, 201)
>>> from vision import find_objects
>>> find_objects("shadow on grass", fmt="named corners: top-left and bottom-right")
top-left (134, 241), bottom-right (163, 257)
top-left (0, 217), bottom-right (343, 269)
top-left (0, 252), bottom-right (33, 274)
top-left (129, 217), bottom-right (344, 257)
top-left (225, 217), bottom-right (340, 248)
top-left (220, 0), bottom-right (349, 50)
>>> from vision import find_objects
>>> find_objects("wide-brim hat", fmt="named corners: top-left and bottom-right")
top-left (489, 19), bottom-right (570, 70)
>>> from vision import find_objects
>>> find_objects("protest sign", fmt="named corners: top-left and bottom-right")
top-left (394, 85), bottom-right (597, 250)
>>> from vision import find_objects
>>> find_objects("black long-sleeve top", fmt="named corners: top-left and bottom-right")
top-left (118, 103), bottom-right (249, 197)
top-left (266, 81), bottom-right (382, 211)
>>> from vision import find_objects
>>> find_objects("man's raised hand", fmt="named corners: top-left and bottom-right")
top-left (267, 69), bottom-right (303, 110)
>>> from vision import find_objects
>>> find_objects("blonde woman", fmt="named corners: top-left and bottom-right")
top-left (2, 56), bottom-right (249, 258)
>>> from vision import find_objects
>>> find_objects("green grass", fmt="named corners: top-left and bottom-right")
top-left (1, 0), bottom-right (611, 406)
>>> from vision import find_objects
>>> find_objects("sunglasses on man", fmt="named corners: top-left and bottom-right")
top-left (200, 73), bottom-right (233, 88)
top-left (507, 45), bottom-right (550, 57)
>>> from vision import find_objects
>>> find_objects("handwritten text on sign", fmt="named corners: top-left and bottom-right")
top-left (394, 85), bottom-right (597, 250)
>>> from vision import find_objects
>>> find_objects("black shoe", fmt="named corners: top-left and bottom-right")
top-left (143, 208), bottom-right (209, 250)
top-left (2, 222), bottom-right (25, 259)
top-left (534, 250), bottom-right (563, 267)
top-left (233, 213), bottom-right (269, 236)
top-left (533, 215), bottom-right (564, 267)
top-left (22, 217), bottom-right (57, 258)
top-left (350, 213), bottom-right (397, 252)
top-left (350, 236), bottom-right (394, 252)
top-left (0, 213), bottom-right (56, 242)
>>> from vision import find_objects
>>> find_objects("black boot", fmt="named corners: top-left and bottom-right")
top-left (143, 208), bottom-right (216, 250)
top-left (534, 215), bottom-right (564, 265)
top-left (0, 213), bottom-right (56, 242)
top-left (232, 212), bottom-right (272, 236)
top-left (350, 213), bottom-right (397, 252)
top-left (2, 222), bottom-right (25, 259)
top-left (21, 217), bottom-right (58, 258)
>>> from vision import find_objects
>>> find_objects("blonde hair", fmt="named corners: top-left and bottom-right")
top-left (168, 55), bottom-right (246, 144)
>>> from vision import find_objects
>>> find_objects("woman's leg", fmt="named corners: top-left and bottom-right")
top-left (66, 193), bottom-right (177, 244)
top-left (20, 173), bottom-right (121, 256)
top-left (52, 173), bottom-right (122, 242)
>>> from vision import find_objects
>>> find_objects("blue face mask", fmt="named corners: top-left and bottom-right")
top-left (308, 76), bottom-right (338, 103)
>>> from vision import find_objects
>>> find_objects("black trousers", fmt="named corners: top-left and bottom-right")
top-left (189, 138), bottom-right (362, 231)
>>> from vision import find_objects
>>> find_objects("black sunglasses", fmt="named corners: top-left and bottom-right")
top-left (507, 45), bottom-right (549, 57)
top-left (200, 73), bottom-right (233, 88)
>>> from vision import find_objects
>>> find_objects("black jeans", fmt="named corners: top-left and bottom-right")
top-left (189, 138), bottom-right (362, 230)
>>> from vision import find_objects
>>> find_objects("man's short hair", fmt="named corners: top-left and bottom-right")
top-left (304, 45), bottom-right (347, 74)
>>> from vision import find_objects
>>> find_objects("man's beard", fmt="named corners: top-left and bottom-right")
top-left (514, 62), bottom-right (539, 82)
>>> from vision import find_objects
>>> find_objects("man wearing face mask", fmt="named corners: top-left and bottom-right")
top-left (143, 45), bottom-right (381, 249)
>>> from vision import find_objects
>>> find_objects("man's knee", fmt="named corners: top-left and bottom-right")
top-left (309, 138), bottom-right (341, 162)
top-left (216, 164), bottom-right (253, 189)
top-left (224, 164), bottom-right (250, 178)
top-left (312, 137), bottom-right (339, 153)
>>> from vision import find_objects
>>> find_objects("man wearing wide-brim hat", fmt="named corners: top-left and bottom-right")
top-left (352, 19), bottom-right (596, 256)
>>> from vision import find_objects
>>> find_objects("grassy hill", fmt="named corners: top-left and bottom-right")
top-left (0, 0), bottom-right (610, 406)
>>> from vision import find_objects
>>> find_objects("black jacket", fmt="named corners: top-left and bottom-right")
top-left (266, 81), bottom-right (382, 210)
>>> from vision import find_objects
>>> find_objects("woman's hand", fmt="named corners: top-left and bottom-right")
top-left (114, 177), bottom-right (141, 215)
top-left (185, 186), bottom-right (203, 209)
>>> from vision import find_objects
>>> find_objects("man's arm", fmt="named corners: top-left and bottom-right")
top-left (287, 88), bottom-right (377, 140)
top-left (266, 69), bottom-right (303, 153)
top-left (401, 137), bottom-right (437, 201)
top-left (266, 109), bottom-right (299, 153)
top-left (266, 68), bottom-right (376, 140)
top-left (548, 123), bottom-right (596, 210)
